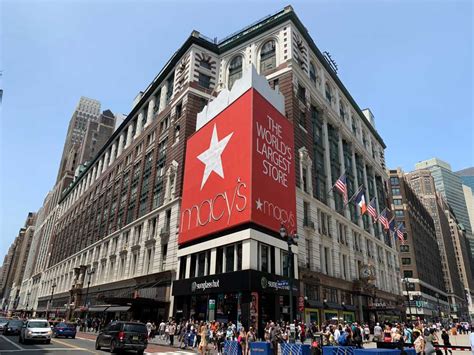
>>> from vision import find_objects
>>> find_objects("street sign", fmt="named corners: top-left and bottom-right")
top-left (209, 299), bottom-right (216, 310)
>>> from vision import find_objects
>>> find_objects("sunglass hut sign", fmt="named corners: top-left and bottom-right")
top-left (179, 89), bottom-right (296, 245)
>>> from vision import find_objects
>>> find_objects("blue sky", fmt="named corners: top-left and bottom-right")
top-left (1, 0), bottom-right (472, 260)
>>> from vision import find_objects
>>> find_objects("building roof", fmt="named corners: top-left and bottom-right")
top-left (456, 167), bottom-right (474, 176)
top-left (60, 5), bottom-right (386, 202)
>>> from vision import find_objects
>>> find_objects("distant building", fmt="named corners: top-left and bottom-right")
top-left (456, 167), bottom-right (474, 192)
top-left (389, 169), bottom-right (447, 322)
top-left (77, 109), bottom-right (116, 167)
top-left (0, 213), bottom-right (37, 311)
top-left (406, 170), bottom-right (468, 320)
top-left (56, 97), bottom-right (101, 182)
top-left (415, 158), bottom-right (474, 273)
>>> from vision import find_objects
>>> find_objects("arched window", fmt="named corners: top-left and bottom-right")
top-left (309, 62), bottom-right (317, 83)
top-left (228, 56), bottom-right (243, 89)
top-left (260, 40), bottom-right (276, 73)
top-left (325, 83), bottom-right (332, 102)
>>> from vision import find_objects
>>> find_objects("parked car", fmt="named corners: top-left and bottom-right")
top-left (3, 319), bottom-right (24, 335)
top-left (52, 322), bottom-right (76, 338)
top-left (0, 317), bottom-right (10, 332)
top-left (19, 319), bottom-right (52, 344)
top-left (95, 321), bottom-right (148, 354)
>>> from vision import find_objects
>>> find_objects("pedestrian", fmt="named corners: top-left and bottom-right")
top-left (413, 330), bottom-right (425, 355)
top-left (373, 322), bottom-right (382, 342)
top-left (238, 327), bottom-right (248, 355)
top-left (198, 323), bottom-right (208, 355)
top-left (169, 321), bottom-right (176, 346)
top-left (441, 329), bottom-right (452, 355)
top-left (363, 324), bottom-right (370, 342)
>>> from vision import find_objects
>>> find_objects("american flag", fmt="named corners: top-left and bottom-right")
top-left (396, 223), bottom-right (405, 244)
top-left (367, 197), bottom-right (377, 220)
top-left (378, 209), bottom-right (390, 230)
top-left (334, 173), bottom-right (348, 203)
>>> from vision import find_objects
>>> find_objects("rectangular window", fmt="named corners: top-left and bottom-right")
top-left (298, 84), bottom-right (306, 102)
top-left (400, 245), bottom-right (410, 252)
top-left (401, 257), bottom-right (411, 265)
top-left (403, 270), bottom-right (413, 278)
top-left (179, 256), bottom-right (186, 279)
top-left (198, 73), bottom-right (211, 89)
top-left (393, 199), bottom-right (402, 205)
top-left (197, 252), bottom-right (206, 277)
top-left (299, 109), bottom-right (306, 128)
top-left (225, 245), bottom-right (234, 272)
top-left (237, 243), bottom-right (242, 271)
top-left (216, 247), bottom-right (223, 274)
top-left (395, 210), bottom-right (404, 217)
top-left (190, 254), bottom-right (197, 278)
top-left (390, 177), bottom-right (400, 186)
top-left (281, 250), bottom-right (289, 277)
top-left (260, 244), bottom-right (269, 273)
top-left (176, 102), bottom-right (182, 118)
top-left (391, 188), bottom-right (401, 196)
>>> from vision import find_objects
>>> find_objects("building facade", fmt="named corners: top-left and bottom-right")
top-left (416, 159), bottom-right (474, 273)
top-left (388, 169), bottom-right (447, 322)
top-left (456, 167), bottom-right (474, 192)
top-left (406, 170), bottom-right (468, 319)
top-left (12, 98), bottom-right (116, 317)
top-left (0, 213), bottom-right (37, 312)
top-left (16, 6), bottom-right (401, 325)
top-left (56, 97), bottom-right (102, 182)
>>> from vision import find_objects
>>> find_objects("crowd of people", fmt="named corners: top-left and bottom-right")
top-left (72, 316), bottom-right (473, 355)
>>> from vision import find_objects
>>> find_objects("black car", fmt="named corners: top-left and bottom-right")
top-left (3, 319), bottom-right (24, 335)
top-left (95, 321), bottom-right (147, 354)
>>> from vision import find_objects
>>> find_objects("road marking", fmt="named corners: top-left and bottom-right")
top-left (0, 335), bottom-right (24, 350)
top-left (76, 335), bottom-right (95, 342)
top-left (0, 348), bottom-right (83, 352)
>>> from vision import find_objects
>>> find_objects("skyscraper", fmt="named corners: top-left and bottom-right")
top-left (388, 169), bottom-right (446, 322)
top-left (56, 97), bottom-right (101, 182)
top-left (415, 158), bottom-right (474, 270)
top-left (456, 167), bottom-right (474, 192)
top-left (406, 170), bottom-right (467, 319)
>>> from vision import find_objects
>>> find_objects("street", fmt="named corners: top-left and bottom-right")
top-left (0, 332), bottom-right (193, 355)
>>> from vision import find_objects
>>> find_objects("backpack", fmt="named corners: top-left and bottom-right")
top-left (338, 332), bottom-right (348, 346)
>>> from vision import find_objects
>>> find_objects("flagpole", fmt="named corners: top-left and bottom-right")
top-left (345, 184), bottom-right (363, 207)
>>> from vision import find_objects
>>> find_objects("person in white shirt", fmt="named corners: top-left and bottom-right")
top-left (373, 323), bottom-right (383, 342)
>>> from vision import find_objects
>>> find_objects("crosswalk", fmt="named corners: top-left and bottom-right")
top-left (146, 352), bottom-right (195, 355)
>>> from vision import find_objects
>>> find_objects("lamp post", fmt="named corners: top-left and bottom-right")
top-left (84, 268), bottom-right (95, 309)
top-left (279, 226), bottom-right (297, 329)
top-left (403, 278), bottom-right (413, 322)
top-left (435, 292), bottom-right (441, 323)
top-left (25, 291), bottom-right (31, 317)
top-left (48, 283), bottom-right (57, 319)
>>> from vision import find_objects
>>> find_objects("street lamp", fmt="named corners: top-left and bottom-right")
top-left (25, 291), bottom-right (31, 316)
top-left (279, 226), bottom-right (297, 329)
top-left (403, 278), bottom-right (413, 322)
top-left (435, 292), bottom-right (441, 323)
top-left (48, 283), bottom-right (57, 318)
top-left (84, 268), bottom-right (95, 308)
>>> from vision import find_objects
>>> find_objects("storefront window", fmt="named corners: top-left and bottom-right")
top-left (226, 245), bottom-right (234, 272)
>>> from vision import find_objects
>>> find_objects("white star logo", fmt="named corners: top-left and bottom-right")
top-left (197, 124), bottom-right (233, 190)
top-left (256, 198), bottom-right (263, 211)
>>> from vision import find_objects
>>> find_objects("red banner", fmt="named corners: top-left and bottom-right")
top-left (179, 88), bottom-right (295, 245)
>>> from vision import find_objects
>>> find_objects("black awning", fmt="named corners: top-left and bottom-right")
top-left (88, 305), bottom-right (110, 312)
top-left (106, 306), bottom-right (131, 312)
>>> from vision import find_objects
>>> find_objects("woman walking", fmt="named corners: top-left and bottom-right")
top-left (239, 327), bottom-right (248, 355)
